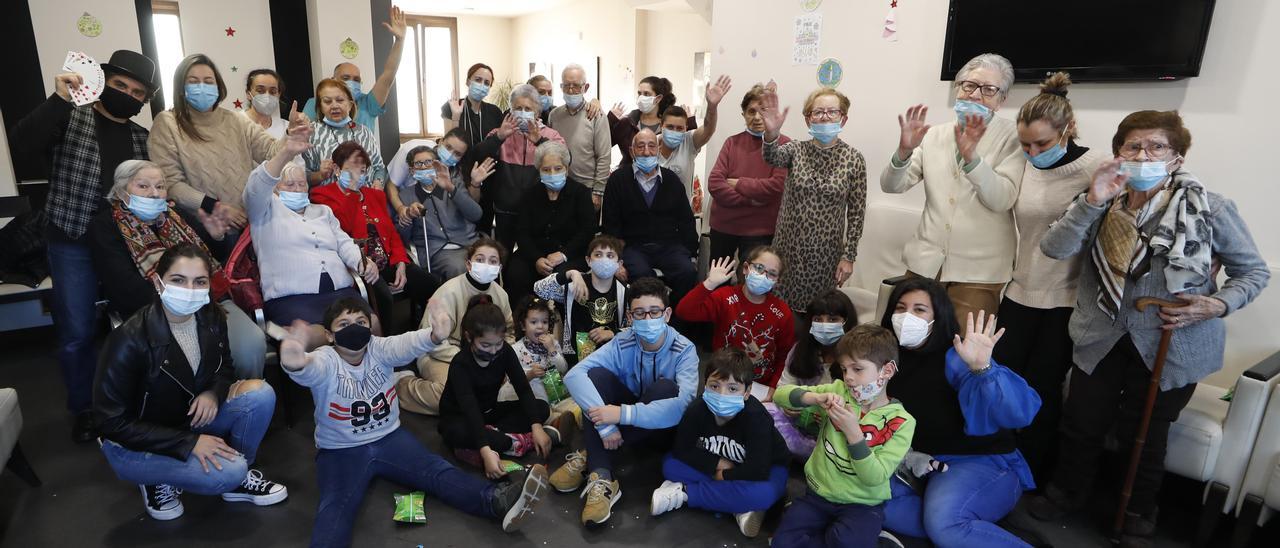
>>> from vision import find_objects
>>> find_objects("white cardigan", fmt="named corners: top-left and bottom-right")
top-left (880, 117), bottom-right (1025, 284)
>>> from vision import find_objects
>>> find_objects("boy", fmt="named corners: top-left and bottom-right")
top-left (551, 277), bottom-right (700, 526)
top-left (771, 324), bottom-right (915, 548)
top-left (533, 234), bottom-right (628, 365)
top-left (649, 347), bottom-right (791, 538)
top-left (281, 297), bottom-right (548, 547)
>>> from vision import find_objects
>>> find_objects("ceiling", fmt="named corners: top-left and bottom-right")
top-left (395, 0), bottom-right (576, 17)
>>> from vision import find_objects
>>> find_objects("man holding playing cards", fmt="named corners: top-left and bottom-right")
top-left (12, 49), bottom-right (159, 443)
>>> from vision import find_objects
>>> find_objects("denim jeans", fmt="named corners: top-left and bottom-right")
top-left (884, 454), bottom-right (1029, 548)
top-left (100, 382), bottom-right (276, 494)
top-left (661, 453), bottom-right (787, 513)
top-left (580, 367), bottom-right (679, 474)
top-left (310, 427), bottom-right (497, 548)
top-left (773, 490), bottom-right (885, 548)
top-left (622, 242), bottom-right (696, 303)
top-left (46, 237), bottom-right (100, 413)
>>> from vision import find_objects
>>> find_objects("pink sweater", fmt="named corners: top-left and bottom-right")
top-left (708, 131), bottom-right (790, 236)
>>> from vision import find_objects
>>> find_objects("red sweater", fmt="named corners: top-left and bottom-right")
top-left (707, 131), bottom-right (790, 236)
top-left (309, 184), bottom-right (409, 266)
top-left (676, 283), bottom-right (796, 387)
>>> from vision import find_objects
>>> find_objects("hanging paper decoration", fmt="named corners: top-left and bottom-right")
top-left (77, 12), bottom-right (102, 38)
top-left (799, 0), bottom-right (823, 12)
top-left (225, 26), bottom-right (237, 37)
top-left (883, 1), bottom-right (899, 42)
top-left (817, 58), bottom-right (843, 88)
top-left (233, 99), bottom-right (243, 110)
top-left (340, 38), bottom-right (360, 60)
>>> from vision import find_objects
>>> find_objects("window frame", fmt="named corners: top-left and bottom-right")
top-left (399, 14), bottom-right (460, 142)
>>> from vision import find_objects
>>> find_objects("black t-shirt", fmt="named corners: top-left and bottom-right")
top-left (570, 277), bottom-right (622, 336)
top-left (441, 100), bottom-right (503, 181)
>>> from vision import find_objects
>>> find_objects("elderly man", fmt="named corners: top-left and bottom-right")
top-left (303, 5), bottom-right (407, 130)
top-left (549, 64), bottom-right (612, 209)
top-left (12, 49), bottom-right (159, 442)
top-left (601, 129), bottom-right (698, 303)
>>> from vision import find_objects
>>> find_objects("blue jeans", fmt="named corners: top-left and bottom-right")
top-left (311, 427), bottom-right (497, 548)
top-left (100, 382), bottom-right (276, 494)
top-left (46, 238), bottom-right (100, 413)
top-left (773, 490), bottom-right (884, 548)
top-left (661, 453), bottom-right (787, 513)
top-left (884, 455), bottom-right (1029, 548)
top-left (580, 367), bottom-right (679, 474)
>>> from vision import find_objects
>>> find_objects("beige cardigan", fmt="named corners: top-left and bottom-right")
top-left (417, 273), bottom-right (515, 367)
top-left (880, 117), bottom-right (1025, 284)
top-left (149, 107), bottom-right (283, 213)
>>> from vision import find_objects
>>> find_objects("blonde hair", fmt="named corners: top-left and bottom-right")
top-left (280, 162), bottom-right (307, 184)
top-left (801, 88), bottom-right (850, 117)
top-left (1017, 72), bottom-right (1077, 139)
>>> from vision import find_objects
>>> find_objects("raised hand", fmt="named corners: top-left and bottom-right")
top-left (426, 297), bottom-right (454, 344)
top-left (954, 114), bottom-right (987, 164)
top-left (1086, 157), bottom-right (1128, 206)
top-left (382, 5), bottom-right (407, 40)
top-left (703, 256), bottom-right (736, 290)
top-left (526, 119), bottom-right (546, 143)
top-left (449, 89), bottom-right (464, 121)
top-left (760, 80), bottom-right (790, 139)
top-left (471, 157), bottom-right (496, 186)
top-left (705, 75), bottom-right (732, 106)
top-left (952, 311), bottom-right (1005, 372)
top-left (496, 113), bottom-right (518, 140)
top-left (897, 104), bottom-right (930, 160)
top-left (610, 102), bottom-right (625, 120)
top-left (196, 207), bottom-right (229, 241)
top-left (279, 320), bottom-right (311, 369)
top-left (53, 73), bottom-right (84, 102)
top-left (286, 100), bottom-right (312, 138)
top-left (432, 160), bottom-right (452, 189)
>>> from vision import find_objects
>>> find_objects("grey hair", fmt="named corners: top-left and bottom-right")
top-left (509, 83), bottom-right (540, 109)
top-left (561, 63), bottom-right (586, 79)
top-left (534, 140), bottom-right (571, 169)
top-left (110, 159), bottom-right (163, 201)
top-left (957, 53), bottom-right (1015, 98)
top-left (280, 162), bottom-right (307, 184)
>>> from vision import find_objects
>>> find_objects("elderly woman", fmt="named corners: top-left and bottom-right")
top-left (472, 84), bottom-right (566, 251)
top-left (1028, 111), bottom-right (1269, 546)
top-left (243, 116), bottom-right (380, 349)
top-left (503, 140), bottom-right (597, 298)
top-left (302, 78), bottom-right (388, 188)
top-left (881, 53), bottom-right (1026, 325)
top-left (758, 81), bottom-right (867, 314)
top-left (707, 84), bottom-right (791, 263)
top-left (90, 160), bottom-right (267, 379)
top-left (395, 129), bottom-right (494, 281)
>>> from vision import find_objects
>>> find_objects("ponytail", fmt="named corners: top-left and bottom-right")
top-left (641, 76), bottom-right (676, 116)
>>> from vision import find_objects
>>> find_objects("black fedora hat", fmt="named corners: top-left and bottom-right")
top-left (101, 50), bottom-right (160, 95)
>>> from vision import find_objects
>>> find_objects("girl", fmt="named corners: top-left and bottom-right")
top-left (500, 296), bottom-right (575, 415)
top-left (675, 247), bottom-right (796, 397)
top-left (438, 295), bottom-right (561, 479)
top-left (764, 289), bottom-right (857, 458)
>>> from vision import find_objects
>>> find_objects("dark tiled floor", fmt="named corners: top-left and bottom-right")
top-left (0, 326), bottom-right (1272, 547)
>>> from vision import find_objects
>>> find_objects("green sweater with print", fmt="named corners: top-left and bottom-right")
top-left (774, 381), bottom-right (915, 505)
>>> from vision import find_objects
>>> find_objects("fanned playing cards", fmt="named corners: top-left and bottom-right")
top-left (61, 51), bottom-right (105, 106)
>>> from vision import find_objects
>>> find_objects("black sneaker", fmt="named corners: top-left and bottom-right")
top-left (492, 464), bottom-right (549, 532)
top-left (220, 469), bottom-right (288, 505)
top-left (140, 484), bottom-right (184, 520)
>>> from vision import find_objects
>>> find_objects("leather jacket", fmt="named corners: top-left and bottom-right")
top-left (93, 299), bottom-right (234, 460)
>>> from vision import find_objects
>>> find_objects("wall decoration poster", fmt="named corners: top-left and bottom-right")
top-left (799, 0), bottom-right (823, 12)
top-left (77, 12), bottom-right (102, 38)
top-left (340, 38), bottom-right (360, 59)
top-left (792, 13), bottom-right (822, 65)
top-left (817, 58), bottom-right (843, 88)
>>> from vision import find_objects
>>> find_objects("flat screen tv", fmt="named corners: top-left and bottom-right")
top-left (940, 0), bottom-right (1217, 82)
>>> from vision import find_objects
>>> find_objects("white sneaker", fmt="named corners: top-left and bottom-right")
top-left (736, 510), bottom-right (766, 538)
top-left (878, 530), bottom-right (905, 548)
top-left (140, 484), bottom-right (184, 520)
top-left (649, 480), bottom-right (687, 516)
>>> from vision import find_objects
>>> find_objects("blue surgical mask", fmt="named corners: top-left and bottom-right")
top-left (744, 271), bottom-right (775, 296)
top-left (279, 191), bottom-right (310, 211)
top-left (953, 100), bottom-right (993, 127)
top-left (127, 194), bottom-right (168, 222)
top-left (634, 155), bottom-right (659, 173)
top-left (564, 93), bottom-right (584, 109)
top-left (1121, 160), bottom-right (1172, 191)
top-left (437, 146), bottom-right (459, 167)
top-left (703, 389), bottom-right (746, 418)
top-left (1026, 136), bottom-right (1068, 169)
top-left (184, 83), bottom-right (218, 112)
top-left (323, 116), bottom-right (352, 128)
top-left (809, 321), bottom-right (845, 346)
top-left (539, 95), bottom-right (553, 112)
top-left (345, 79), bottom-right (362, 97)
top-left (514, 109), bottom-right (535, 130)
top-left (589, 258), bottom-right (619, 279)
top-left (662, 130), bottom-right (686, 149)
top-left (746, 128), bottom-right (764, 138)
top-left (338, 170), bottom-right (365, 190)
top-left (468, 81), bottom-right (490, 101)
top-left (808, 122), bottom-right (841, 145)
top-left (413, 169), bottom-right (436, 187)
top-left (159, 284), bottom-right (209, 316)
top-left (631, 317), bottom-right (666, 344)
top-left (541, 172), bottom-right (567, 191)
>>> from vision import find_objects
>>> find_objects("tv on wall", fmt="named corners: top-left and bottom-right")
top-left (939, 0), bottom-right (1217, 82)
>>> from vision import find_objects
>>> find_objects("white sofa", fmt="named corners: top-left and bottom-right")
top-left (1228, 354), bottom-right (1280, 546)
top-left (840, 202), bottom-right (920, 325)
top-left (0, 387), bottom-right (39, 487)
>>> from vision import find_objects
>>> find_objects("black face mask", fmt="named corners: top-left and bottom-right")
top-left (334, 324), bottom-right (372, 351)
top-left (473, 348), bottom-right (498, 362)
top-left (98, 86), bottom-right (145, 119)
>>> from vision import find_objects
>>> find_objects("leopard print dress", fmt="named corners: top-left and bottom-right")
top-left (764, 139), bottom-right (867, 313)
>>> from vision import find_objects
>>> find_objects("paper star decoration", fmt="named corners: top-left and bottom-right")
top-left (233, 99), bottom-right (243, 109)
top-left (891, 0), bottom-right (898, 7)
top-left (230, 66), bottom-right (238, 72)
top-left (225, 26), bottom-right (236, 37)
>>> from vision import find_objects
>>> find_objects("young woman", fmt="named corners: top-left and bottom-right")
top-left (442, 63), bottom-right (504, 182)
top-left (675, 247), bottom-right (796, 397)
top-left (94, 244), bottom-right (286, 521)
top-left (607, 75), bottom-right (699, 165)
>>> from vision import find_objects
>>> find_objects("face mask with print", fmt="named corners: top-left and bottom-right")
top-left (469, 261), bottom-right (501, 284)
top-left (744, 271), bottom-right (775, 296)
top-left (184, 83), bottom-right (219, 112)
top-left (251, 93), bottom-right (279, 116)
top-left (809, 321), bottom-right (845, 346)
top-left (539, 95), bottom-right (553, 112)
top-left (437, 146), bottom-right (459, 167)
top-left (953, 100), bottom-right (993, 128)
top-left (564, 93), bottom-right (584, 109)
top-left (1121, 160), bottom-right (1174, 191)
top-left (127, 194), bottom-right (168, 222)
top-left (808, 122), bottom-right (841, 145)
top-left (334, 323), bottom-right (372, 351)
top-left (703, 389), bottom-right (746, 418)
top-left (850, 378), bottom-right (886, 407)
top-left (892, 312), bottom-right (934, 348)
top-left (160, 284), bottom-right (209, 316)
top-left (345, 79), bottom-right (362, 98)
top-left (468, 81), bottom-right (490, 101)
top-left (662, 130), bottom-right (686, 149)
top-left (636, 95), bottom-right (657, 113)
top-left (590, 258), bottom-right (619, 279)
top-left (513, 109), bottom-right (536, 131)
top-left (541, 172), bottom-right (567, 191)
top-left (633, 155), bottom-right (659, 173)
top-left (279, 191), bottom-right (310, 211)
top-left (631, 317), bottom-right (666, 344)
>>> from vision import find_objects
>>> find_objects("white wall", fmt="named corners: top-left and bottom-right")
top-left (456, 14), bottom-right (513, 91)
top-left (637, 9), bottom-right (711, 116)
top-left (710, 0), bottom-right (1280, 385)
top-left (173, 0), bottom-right (275, 112)
top-left (509, 0), bottom-right (639, 110)
top-left (306, 0), bottom-right (375, 93)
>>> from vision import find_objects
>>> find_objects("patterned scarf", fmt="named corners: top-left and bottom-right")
top-left (110, 200), bottom-right (228, 298)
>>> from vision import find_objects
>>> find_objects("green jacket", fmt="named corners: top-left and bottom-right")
top-left (775, 381), bottom-right (915, 505)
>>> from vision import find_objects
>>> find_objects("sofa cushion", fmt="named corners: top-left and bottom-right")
top-left (1166, 384), bottom-right (1230, 482)
top-left (0, 388), bottom-right (22, 468)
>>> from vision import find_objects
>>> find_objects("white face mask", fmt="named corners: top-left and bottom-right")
top-left (637, 95), bottom-right (657, 113)
top-left (159, 284), bottom-right (210, 316)
top-left (892, 312), bottom-right (934, 349)
top-left (469, 261), bottom-right (501, 284)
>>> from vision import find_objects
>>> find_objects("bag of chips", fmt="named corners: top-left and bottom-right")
top-left (393, 491), bottom-right (427, 523)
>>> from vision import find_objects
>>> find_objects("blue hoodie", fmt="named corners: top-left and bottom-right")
top-left (563, 324), bottom-right (700, 438)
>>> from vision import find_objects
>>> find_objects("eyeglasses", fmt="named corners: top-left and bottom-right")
top-left (411, 160), bottom-right (433, 168)
top-left (808, 108), bottom-right (843, 121)
top-left (560, 83), bottom-right (585, 93)
top-left (630, 307), bottom-right (667, 320)
top-left (747, 262), bottom-right (780, 280)
top-left (1119, 141), bottom-right (1175, 159)
top-left (956, 80), bottom-right (1002, 98)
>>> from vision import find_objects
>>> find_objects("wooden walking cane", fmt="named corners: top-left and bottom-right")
top-left (1112, 297), bottom-right (1186, 540)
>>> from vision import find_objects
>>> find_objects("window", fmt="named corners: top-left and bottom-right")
top-left (396, 15), bottom-right (459, 140)
top-left (150, 1), bottom-right (186, 110)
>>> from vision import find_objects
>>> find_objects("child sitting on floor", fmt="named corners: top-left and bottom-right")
top-left (533, 234), bottom-right (628, 365)
top-left (649, 346), bottom-right (791, 538)
top-left (500, 295), bottom-right (577, 417)
top-left (771, 323), bottom-right (915, 548)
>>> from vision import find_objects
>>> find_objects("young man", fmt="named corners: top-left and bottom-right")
top-left (533, 234), bottom-right (628, 365)
top-left (551, 277), bottom-right (700, 526)
top-left (281, 297), bottom-right (548, 547)
top-left (650, 347), bottom-right (791, 538)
